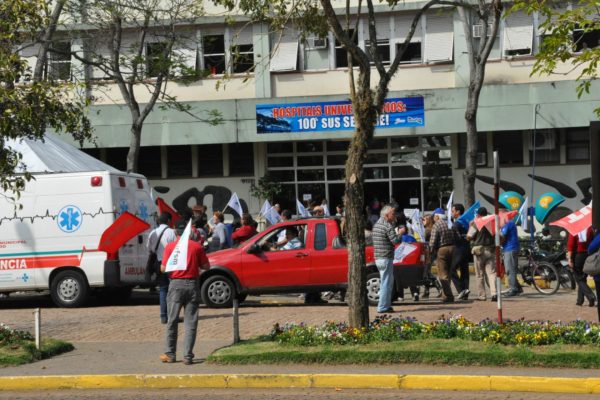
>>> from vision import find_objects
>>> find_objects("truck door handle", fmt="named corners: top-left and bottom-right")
top-left (295, 252), bottom-right (309, 258)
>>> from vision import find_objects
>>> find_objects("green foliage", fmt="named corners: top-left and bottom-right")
top-left (250, 174), bottom-right (283, 202)
top-left (0, 0), bottom-right (93, 197)
top-left (512, 0), bottom-right (600, 117)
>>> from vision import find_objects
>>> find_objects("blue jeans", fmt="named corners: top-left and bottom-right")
top-left (376, 258), bottom-right (394, 312)
top-left (503, 250), bottom-right (519, 293)
top-left (158, 273), bottom-right (170, 321)
top-left (164, 279), bottom-right (200, 362)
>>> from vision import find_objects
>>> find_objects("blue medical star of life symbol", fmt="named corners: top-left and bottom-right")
top-left (139, 201), bottom-right (149, 221)
top-left (21, 273), bottom-right (30, 283)
top-left (57, 205), bottom-right (83, 233)
top-left (118, 199), bottom-right (129, 215)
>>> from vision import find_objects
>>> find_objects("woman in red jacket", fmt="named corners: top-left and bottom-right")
top-left (567, 226), bottom-right (596, 307)
top-left (232, 213), bottom-right (257, 245)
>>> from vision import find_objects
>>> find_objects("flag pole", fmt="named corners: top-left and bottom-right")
top-left (493, 151), bottom-right (503, 324)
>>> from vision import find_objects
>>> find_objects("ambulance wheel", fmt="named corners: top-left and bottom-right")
top-left (201, 275), bottom-right (235, 308)
top-left (50, 270), bottom-right (90, 308)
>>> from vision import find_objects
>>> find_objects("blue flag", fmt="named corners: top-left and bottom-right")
top-left (456, 201), bottom-right (480, 230)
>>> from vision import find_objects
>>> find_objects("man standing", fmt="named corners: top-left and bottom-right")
top-left (192, 204), bottom-right (208, 232)
top-left (160, 220), bottom-right (210, 365)
top-left (373, 205), bottom-right (404, 313)
top-left (429, 208), bottom-right (455, 302)
top-left (451, 204), bottom-right (470, 300)
top-left (501, 213), bottom-right (522, 297)
top-left (467, 207), bottom-right (497, 301)
top-left (147, 212), bottom-right (177, 324)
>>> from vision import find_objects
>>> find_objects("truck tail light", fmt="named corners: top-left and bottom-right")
top-left (118, 177), bottom-right (126, 187)
top-left (91, 176), bottom-right (103, 187)
top-left (136, 179), bottom-right (144, 189)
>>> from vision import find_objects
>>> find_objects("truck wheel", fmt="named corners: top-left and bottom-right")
top-left (50, 270), bottom-right (90, 308)
top-left (366, 272), bottom-right (381, 306)
top-left (201, 275), bottom-right (235, 308)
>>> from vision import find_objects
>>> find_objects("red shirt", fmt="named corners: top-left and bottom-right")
top-left (162, 239), bottom-right (210, 279)
top-left (567, 227), bottom-right (593, 254)
top-left (231, 225), bottom-right (257, 244)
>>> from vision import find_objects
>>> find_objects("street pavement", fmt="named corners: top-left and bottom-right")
top-left (1, 282), bottom-right (600, 394)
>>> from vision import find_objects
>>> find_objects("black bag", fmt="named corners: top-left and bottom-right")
top-left (145, 227), bottom-right (168, 281)
top-left (583, 252), bottom-right (600, 276)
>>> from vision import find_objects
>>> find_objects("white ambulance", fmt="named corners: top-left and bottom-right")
top-left (0, 134), bottom-right (156, 307)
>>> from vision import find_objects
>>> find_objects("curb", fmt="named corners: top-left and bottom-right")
top-left (1, 374), bottom-right (600, 393)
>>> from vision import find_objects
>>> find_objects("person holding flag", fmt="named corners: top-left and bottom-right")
top-left (225, 192), bottom-right (244, 219)
top-left (160, 220), bottom-right (210, 365)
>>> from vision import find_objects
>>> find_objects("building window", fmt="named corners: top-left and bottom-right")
top-left (573, 28), bottom-right (600, 52)
top-left (139, 146), bottom-right (162, 178)
top-left (232, 43), bottom-right (254, 73)
top-left (366, 40), bottom-right (390, 65)
top-left (335, 29), bottom-right (358, 68)
top-left (146, 42), bottom-right (168, 77)
top-left (503, 10), bottom-right (533, 56)
top-left (197, 144), bottom-right (223, 177)
top-left (167, 145), bottom-right (192, 178)
top-left (492, 131), bottom-right (524, 166)
top-left (229, 143), bottom-right (255, 175)
top-left (566, 128), bottom-right (590, 162)
top-left (397, 42), bottom-right (422, 63)
top-left (267, 142), bottom-right (293, 153)
top-left (458, 133), bottom-right (488, 168)
top-left (104, 147), bottom-right (129, 171)
top-left (48, 41), bottom-right (71, 80)
top-left (203, 34), bottom-right (226, 75)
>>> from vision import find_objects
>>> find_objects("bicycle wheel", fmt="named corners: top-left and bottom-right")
top-left (559, 266), bottom-right (576, 290)
top-left (531, 262), bottom-right (560, 295)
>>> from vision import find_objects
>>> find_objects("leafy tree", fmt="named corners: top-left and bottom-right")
top-left (53, 0), bottom-right (222, 173)
top-left (250, 174), bottom-right (283, 203)
top-left (513, 0), bottom-right (600, 117)
top-left (0, 0), bottom-right (92, 200)
top-left (457, 0), bottom-right (502, 207)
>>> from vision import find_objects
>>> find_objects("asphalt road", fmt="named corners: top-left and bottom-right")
top-left (1, 388), bottom-right (598, 400)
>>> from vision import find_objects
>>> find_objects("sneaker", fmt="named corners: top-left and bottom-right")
top-left (160, 354), bottom-right (175, 363)
top-left (505, 290), bottom-right (519, 297)
top-left (377, 307), bottom-right (395, 313)
top-left (183, 358), bottom-right (193, 365)
top-left (491, 295), bottom-right (498, 302)
top-left (589, 299), bottom-right (596, 308)
top-left (457, 289), bottom-right (470, 300)
top-left (413, 293), bottom-right (419, 302)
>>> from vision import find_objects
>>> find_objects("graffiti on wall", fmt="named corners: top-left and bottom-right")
top-left (158, 185), bottom-right (250, 220)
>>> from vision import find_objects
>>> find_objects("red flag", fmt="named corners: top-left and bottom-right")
top-left (156, 197), bottom-right (181, 227)
top-left (474, 210), bottom-right (518, 235)
top-left (550, 204), bottom-right (592, 236)
top-left (98, 212), bottom-right (150, 254)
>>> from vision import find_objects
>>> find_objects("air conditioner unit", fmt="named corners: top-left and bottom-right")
top-left (529, 131), bottom-right (556, 150)
top-left (472, 24), bottom-right (492, 38)
top-left (307, 37), bottom-right (328, 50)
top-left (476, 152), bottom-right (487, 166)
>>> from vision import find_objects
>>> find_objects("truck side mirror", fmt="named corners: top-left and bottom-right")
top-left (247, 243), bottom-right (261, 254)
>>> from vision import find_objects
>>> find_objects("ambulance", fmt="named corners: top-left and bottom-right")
top-left (0, 134), bottom-right (156, 307)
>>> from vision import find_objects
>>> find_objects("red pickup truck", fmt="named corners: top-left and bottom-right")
top-left (200, 218), bottom-right (428, 308)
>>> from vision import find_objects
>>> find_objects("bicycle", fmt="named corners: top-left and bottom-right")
top-left (518, 242), bottom-right (562, 295)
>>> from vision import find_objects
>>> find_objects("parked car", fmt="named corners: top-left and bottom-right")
top-left (200, 218), bottom-right (429, 308)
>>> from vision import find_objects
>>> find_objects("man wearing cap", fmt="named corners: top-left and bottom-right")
top-left (467, 207), bottom-right (497, 301)
top-left (429, 208), bottom-right (455, 302)
top-left (160, 220), bottom-right (210, 365)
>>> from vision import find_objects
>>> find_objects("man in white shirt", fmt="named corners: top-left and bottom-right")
top-left (147, 212), bottom-right (177, 324)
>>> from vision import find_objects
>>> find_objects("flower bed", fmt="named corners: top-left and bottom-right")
top-left (270, 315), bottom-right (600, 347)
top-left (0, 323), bottom-right (34, 345)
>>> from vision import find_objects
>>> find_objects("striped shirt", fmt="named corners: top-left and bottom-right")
top-left (372, 217), bottom-right (401, 259)
top-left (429, 219), bottom-right (455, 253)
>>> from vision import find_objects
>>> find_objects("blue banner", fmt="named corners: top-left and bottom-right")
top-left (256, 97), bottom-right (424, 134)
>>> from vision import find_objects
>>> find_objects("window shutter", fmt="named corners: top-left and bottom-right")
top-left (270, 29), bottom-right (299, 72)
top-left (394, 13), bottom-right (422, 42)
top-left (504, 11), bottom-right (533, 53)
top-left (425, 13), bottom-right (454, 62)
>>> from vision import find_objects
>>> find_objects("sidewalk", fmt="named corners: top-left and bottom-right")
top-left (1, 339), bottom-right (600, 393)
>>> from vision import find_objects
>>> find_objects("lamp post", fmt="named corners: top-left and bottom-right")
top-left (529, 104), bottom-right (540, 242)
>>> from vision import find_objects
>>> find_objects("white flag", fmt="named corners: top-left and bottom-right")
top-left (226, 192), bottom-right (244, 218)
top-left (578, 228), bottom-right (588, 242)
top-left (446, 191), bottom-right (454, 229)
top-left (259, 199), bottom-right (271, 217)
top-left (518, 197), bottom-right (529, 231)
top-left (264, 206), bottom-right (282, 225)
top-left (411, 209), bottom-right (426, 242)
top-left (296, 199), bottom-right (310, 217)
top-left (165, 220), bottom-right (192, 272)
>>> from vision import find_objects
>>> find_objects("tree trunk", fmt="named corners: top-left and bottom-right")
top-left (345, 86), bottom-right (376, 328)
top-left (33, 0), bottom-right (66, 82)
top-left (463, 86), bottom-right (478, 208)
top-left (127, 123), bottom-right (142, 173)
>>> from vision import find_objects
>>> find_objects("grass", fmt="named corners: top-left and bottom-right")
top-left (208, 337), bottom-right (600, 368)
top-left (0, 338), bottom-right (74, 367)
